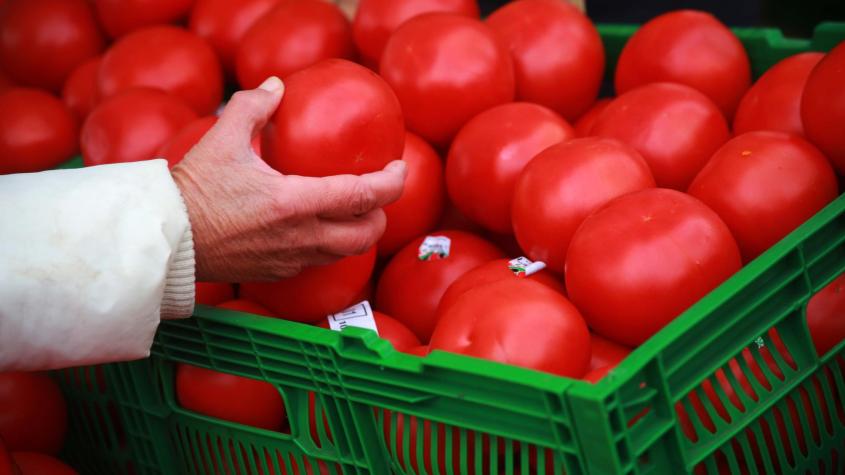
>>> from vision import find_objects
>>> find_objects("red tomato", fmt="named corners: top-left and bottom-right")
top-left (10, 452), bottom-right (76, 475)
top-left (175, 364), bottom-right (286, 430)
top-left (0, 0), bottom-right (103, 91)
top-left (573, 98), bottom-right (612, 137)
top-left (512, 137), bottom-right (655, 272)
top-left (98, 26), bottom-right (223, 115)
top-left (62, 57), bottom-right (101, 120)
top-left (0, 438), bottom-right (13, 475)
top-left (438, 257), bottom-right (565, 315)
top-left (733, 52), bottom-right (823, 137)
top-left (379, 132), bottom-right (446, 256)
top-left (806, 272), bottom-right (845, 357)
top-left (81, 88), bottom-right (198, 166)
top-left (195, 282), bottom-right (234, 306)
top-left (189, 0), bottom-right (281, 74)
top-left (0, 88), bottom-right (78, 174)
top-left (566, 189), bottom-right (742, 346)
top-left (262, 59), bottom-right (403, 177)
top-left (94, 0), bottom-right (194, 38)
top-left (318, 311), bottom-right (421, 351)
top-left (157, 116), bottom-right (263, 168)
top-left (380, 13), bottom-right (514, 146)
top-left (615, 10), bottom-right (751, 119)
top-left (486, 0), bottom-right (604, 121)
top-left (592, 82), bottom-right (730, 190)
top-left (583, 366), bottom-right (612, 383)
top-left (217, 299), bottom-right (276, 317)
top-left (446, 102), bottom-right (574, 234)
top-left (801, 40), bottom-right (845, 175)
top-left (589, 334), bottom-right (631, 372)
top-left (407, 345), bottom-right (430, 357)
top-left (376, 230), bottom-right (503, 342)
top-left (0, 70), bottom-right (15, 93)
top-left (241, 246), bottom-right (376, 323)
top-left (352, 0), bottom-right (479, 68)
top-left (235, 0), bottom-right (353, 90)
top-left (688, 131), bottom-right (838, 262)
top-left (0, 372), bottom-right (67, 454)
top-left (430, 279), bottom-right (590, 377)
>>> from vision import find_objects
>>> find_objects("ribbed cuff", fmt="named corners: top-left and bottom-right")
top-left (161, 218), bottom-right (196, 320)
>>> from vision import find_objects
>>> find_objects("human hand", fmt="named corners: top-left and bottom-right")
top-left (171, 77), bottom-right (407, 282)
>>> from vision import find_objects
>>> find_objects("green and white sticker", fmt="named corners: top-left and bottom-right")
top-left (418, 235), bottom-right (451, 261)
top-left (508, 256), bottom-right (546, 277)
top-left (326, 300), bottom-right (379, 335)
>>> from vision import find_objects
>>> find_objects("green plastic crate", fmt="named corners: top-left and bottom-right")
top-left (55, 22), bottom-right (845, 475)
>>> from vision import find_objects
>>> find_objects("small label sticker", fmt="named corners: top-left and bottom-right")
top-left (327, 301), bottom-right (379, 335)
top-left (754, 336), bottom-right (765, 348)
top-left (418, 236), bottom-right (451, 261)
top-left (508, 257), bottom-right (546, 277)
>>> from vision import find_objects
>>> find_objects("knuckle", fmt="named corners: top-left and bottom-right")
top-left (347, 180), bottom-right (377, 214)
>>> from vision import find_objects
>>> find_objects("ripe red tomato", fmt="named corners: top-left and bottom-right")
top-left (195, 282), bottom-right (234, 306)
top-left (241, 246), bottom-right (376, 323)
top-left (81, 88), bottom-right (198, 166)
top-left (688, 131), bottom-right (838, 262)
top-left (379, 132), bottom-right (446, 256)
top-left (217, 299), bottom-right (277, 317)
top-left (733, 52), bottom-right (823, 137)
top-left (94, 0), bottom-right (194, 38)
top-left (0, 88), bottom-right (78, 174)
top-left (380, 13), bottom-right (514, 146)
top-left (156, 116), bottom-right (218, 168)
top-left (566, 189), bottom-right (742, 346)
top-left (446, 102), bottom-right (573, 234)
top-left (318, 311), bottom-right (421, 352)
top-left (262, 59), bottom-right (403, 177)
top-left (0, 0), bottom-right (103, 91)
top-left (0, 438), bottom-right (13, 475)
top-left (189, 0), bottom-right (281, 74)
top-left (62, 57), bottom-right (101, 120)
top-left (0, 70), bottom-right (15, 93)
top-left (486, 0), bottom-right (604, 121)
top-left (235, 0), bottom-right (354, 90)
top-left (615, 10), bottom-right (751, 119)
top-left (583, 366), bottom-right (612, 383)
top-left (801, 40), bottom-right (845, 175)
top-left (376, 231), bottom-right (503, 342)
top-left (98, 26), bottom-right (223, 116)
top-left (430, 279), bottom-right (590, 377)
top-left (592, 82), bottom-right (730, 190)
top-left (589, 334), bottom-right (631, 372)
top-left (512, 137), bottom-right (655, 272)
top-left (352, 0), bottom-right (479, 68)
top-left (806, 273), bottom-right (845, 357)
top-left (11, 452), bottom-right (76, 475)
top-left (0, 372), bottom-right (67, 454)
top-left (175, 364), bottom-right (286, 430)
top-left (573, 98), bottom-right (612, 137)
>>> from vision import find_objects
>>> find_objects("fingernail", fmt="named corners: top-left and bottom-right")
top-left (258, 76), bottom-right (284, 93)
top-left (387, 160), bottom-right (407, 175)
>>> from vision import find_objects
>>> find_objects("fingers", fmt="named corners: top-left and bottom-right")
top-left (318, 209), bottom-right (386, 256)
top-left (210, 76), bottom-right (285, 151)
top-left (297, 160), bottom-right (407, 218)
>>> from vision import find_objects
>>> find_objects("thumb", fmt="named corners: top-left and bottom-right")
top-left (213, 76), bottom-right (285, 149)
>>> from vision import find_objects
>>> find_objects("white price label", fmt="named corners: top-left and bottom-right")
top-left (418, 235), bottom-right (451, 261)
top-left (326, 300), bottom-right (379, 335)
top-left (507, 256), bottom-right (546, 276)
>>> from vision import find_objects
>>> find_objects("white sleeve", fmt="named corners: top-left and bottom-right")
top-left (0, 159), bottom-right (196, 371)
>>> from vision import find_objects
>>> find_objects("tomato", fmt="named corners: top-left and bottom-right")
top-left (589, 334), bottom-right (631, 372)
top-left (0, 372), bottom-right (67, 454)
top-left (407, 345), bottom-right (430, 357)
top-left (615, 10), bottom-right (751, 119)
top-left (241, 246), bottom-right (376, 323)
top-left (446, 102), bottom-right (574, 234)
top-left (175, 364), bottom-right (286, 430)
top-left (592, 82), bottom-right (730, 190)
top-left (801, 40), bottom-right (845, 175)
top-left (806, 272), bottom-right (845, 357)
top-left (688, 131), bottom-right (838, 262)
top-left (81, 88), bottom-right (198, 166)
top-left (573, 98), bottom-right (612, 137)
top-left (0, 88), bottom-right (78, 174)
top-left (378, 132), bottom-right (446, 256)
top-left (235, 0), bottom-right (354, 90)
top-left (98, 26), bottom-right (223, 115)
top-left (94, 0), bottom-right (194, 38)
top-left (62, 57), bottom-right (101, 120)
top-left (0, 438), bottom-right (15, 475)
top-left (437, 257), bottom-right (565, 315)
top-left (262, 59), bottom-right (403, 177)
top-left (318, 311), bottom-right (421, 352)
top-left (733, 52), bottom-right (824, 137)
top-left (352, 0), bottom-right (479, 68)
top-left (566, 189), bottom-right (742, 346)
top-left (195, 282), bottom-right (234, 306)
top-left (380, 13), bottom-right (514, 147)
top-left (10, 452), bottom-right (76, 475)
top-left (486, 0), bottom-right (604, 121)
top-left (0, 70), bottom-right (15, 93)
top-left (0, 0), bottom-right (103, 91)
top-left (189, 0), bottom-right (281, 74)
top-left (583, 366), bottom-right (612, 383)
top-left (376, 231), bottom-right (503, 342)
top-left (217, 299), bottom-right (277, 317)
top-left (157, 115), bottom-right (263, 168)
top-left (512, 137), bottom-right (655, 272)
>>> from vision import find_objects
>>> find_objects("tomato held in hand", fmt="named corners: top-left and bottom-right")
top-left (62, 57), bottom-right (101, 120)
top-left (318, 310), bottom-right (421, 352)
top-left (512, 137), bottom-right (655, 272)
top-left (262, 59), bottom-right (403, 177)
top-left (98, 26), bottom-right (223, 115)
top-left (447, 102), bottom-right (573, 234)
top-left (377, 231), bottom-right (503, 342)
top-left (0, 372), bottom-right (67, 454)
top-left (733, 52), bottom-right (823, 137)
top-left (217, 299), bottom-right (277, 317)
top-left (589, 334), bottom-right (631, 372)
top-left (688, 131), bottom-right (838, 262)
top-left (380, 13), bottom-right (514, 147)
top-left (0, 89), bottom-right (78, 174)
top-left (806, 273), bottom-right (845, 356)
top-left (195, 282), bottom-right (234, 306)
top-left (802, 40), bottom-right (845, 175)
top-left (0, 0), bottom-right (103, 92)
top-left (11, 452), bottom-right (76, 475)
top-left (81, 88), bottom-right (198, 166)
top-left (615, 10), bottom-right (750, 119)
top-left (94, 0), bottom-right (194, 38)
top-left (566, 189), bottom-right (742, 347)
top-left (486, 0), bottom-right (604, 121)
top-left (592, 82), bottom-right (730, 190)
top-left (573, 98), bottom-right (612, 137)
